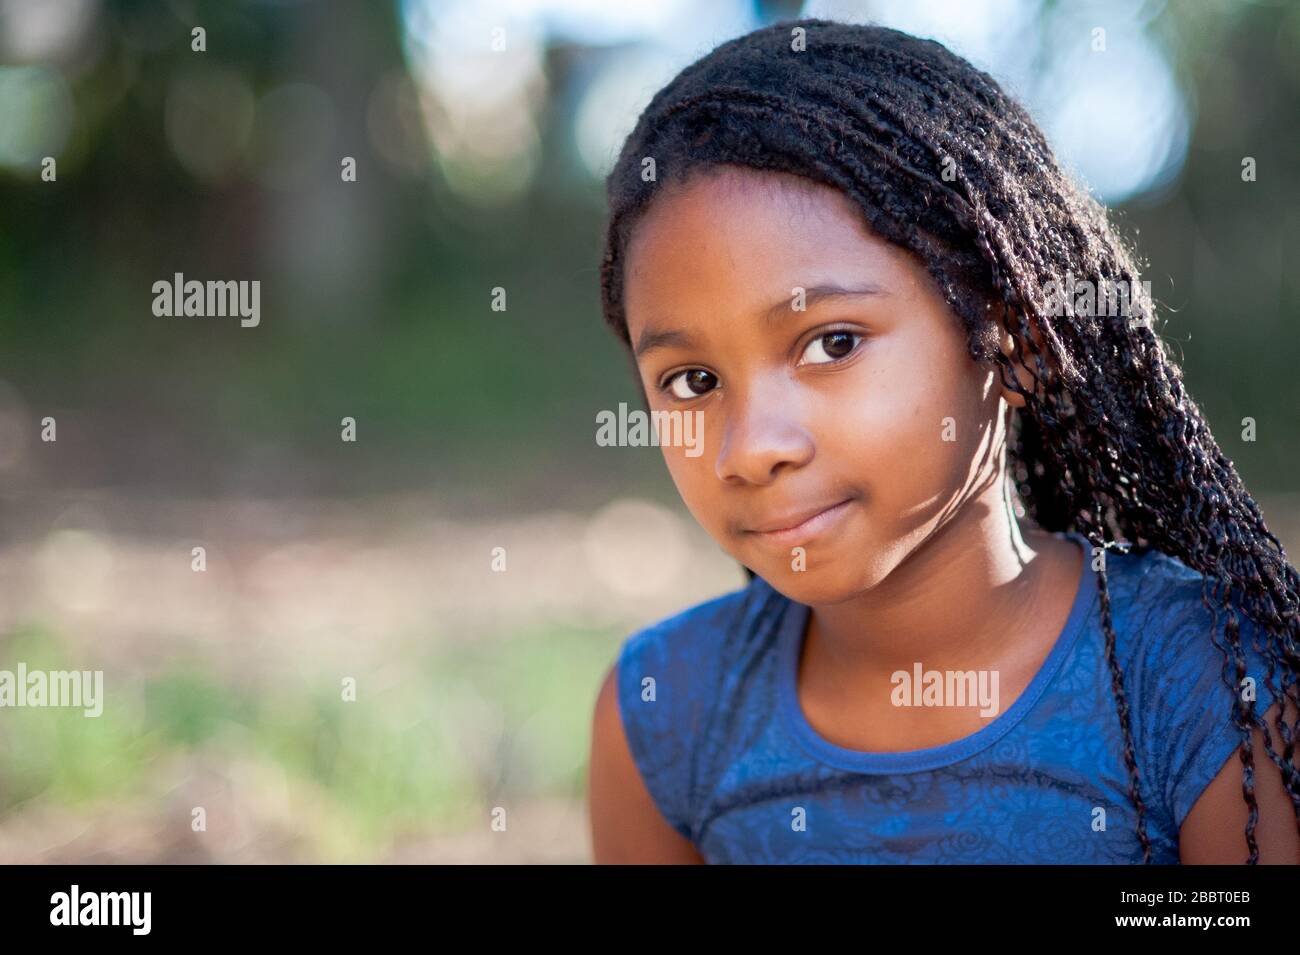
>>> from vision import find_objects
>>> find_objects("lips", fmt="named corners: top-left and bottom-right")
top-left (743, 498), bottom-right (855, 543)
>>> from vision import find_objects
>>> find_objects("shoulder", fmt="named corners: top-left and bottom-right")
top-left (1104, 544), bottom-right (1275, 688)
top-left (1100, 544), bottom-right (1284, 829)
top-left (617, 572), bottom-right (783, 699)
top-left (588, 655), bottom-right (706, 862)
top-left (609, 573), bottom-right (790, 841)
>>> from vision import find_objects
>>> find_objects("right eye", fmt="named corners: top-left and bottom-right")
top-left (664, 368), bottom-right (719, 400)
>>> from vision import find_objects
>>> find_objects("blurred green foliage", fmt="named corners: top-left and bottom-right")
top-left (0, 621), bottom-right (615, 860)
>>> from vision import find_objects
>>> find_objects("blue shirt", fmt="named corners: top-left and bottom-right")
top-left (615, 531), bottom-right (1280, 863)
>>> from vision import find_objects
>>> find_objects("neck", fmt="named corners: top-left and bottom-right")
top-left (806, 477), bottom-right (1071, 677)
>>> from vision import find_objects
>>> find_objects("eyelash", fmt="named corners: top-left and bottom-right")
top-left (656, 325), bottom-right (866, 401)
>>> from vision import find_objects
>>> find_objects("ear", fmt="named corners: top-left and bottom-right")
top-left (991, 302), bottom-right (1042, 408)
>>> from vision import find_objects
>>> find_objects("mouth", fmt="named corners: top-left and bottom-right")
top-left (743, 498), bottom-right (856, 546)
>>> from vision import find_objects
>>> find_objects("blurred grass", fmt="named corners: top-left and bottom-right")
top-left (0, 619), bottom-right (617, 861)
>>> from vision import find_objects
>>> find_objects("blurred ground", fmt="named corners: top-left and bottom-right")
top-left (0, 490), bottom-right (744, 863)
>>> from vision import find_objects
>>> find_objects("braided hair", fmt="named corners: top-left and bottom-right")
top-left (597, 18), bottom-right (1300, 862)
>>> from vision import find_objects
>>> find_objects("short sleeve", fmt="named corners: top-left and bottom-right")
top-left (1130, 557), bottom-right (1283, 831)
top-left (614, 583), bottom-right (760, 843)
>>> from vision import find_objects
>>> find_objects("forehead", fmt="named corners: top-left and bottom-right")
top-left (623, 166), bottom-right (918, 327)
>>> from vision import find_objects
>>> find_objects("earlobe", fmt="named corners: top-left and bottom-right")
top-left (995, 323), bottom-right (1031, 408)
top-left (992, 304), bottom-right (1040, 407)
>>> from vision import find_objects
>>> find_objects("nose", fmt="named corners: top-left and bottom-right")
top-left (714, 382), bottom-right (815, 486)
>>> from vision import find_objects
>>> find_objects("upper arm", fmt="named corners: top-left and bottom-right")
top-left (1179, 697), bottom-right (1300, 864)
top-left (587, 662), bottom-right (706, 864)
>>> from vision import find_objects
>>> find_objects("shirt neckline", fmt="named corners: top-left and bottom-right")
top-left (776, 530), bottom-right (1098, 774)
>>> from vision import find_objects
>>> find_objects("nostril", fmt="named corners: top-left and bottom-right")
top-left (715, 419), bottom-right (815, 487)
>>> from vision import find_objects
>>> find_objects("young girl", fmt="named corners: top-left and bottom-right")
top-left (586, 19), bottom-right (1299, 864)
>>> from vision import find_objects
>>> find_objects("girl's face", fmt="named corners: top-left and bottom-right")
top-left (622, 165), bottom-right (1021, 605)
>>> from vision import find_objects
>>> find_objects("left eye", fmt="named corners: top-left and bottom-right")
top-left (800, 330), bottom-right (862, 365)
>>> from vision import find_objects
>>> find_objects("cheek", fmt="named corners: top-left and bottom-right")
top-left (819, 344), bottom-right (987, 505)
top-left (659, 440), bottom-right (723, 525)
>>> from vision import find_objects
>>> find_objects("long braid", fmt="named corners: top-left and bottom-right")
top-left (598, 18), bottom-right (1300, 861)
top-left (1096, 559), bottom-right (1154, 862)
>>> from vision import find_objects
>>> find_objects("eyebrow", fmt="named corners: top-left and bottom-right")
top-left (762, 282), bottom-right (887, 324)
top-left (633, 282), bottom-right (887, 359)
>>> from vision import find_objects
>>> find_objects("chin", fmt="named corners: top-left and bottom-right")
top-left (748, 555), bottom-right (884, 607)
top-left (739, 527), bottom-right (910, 605)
